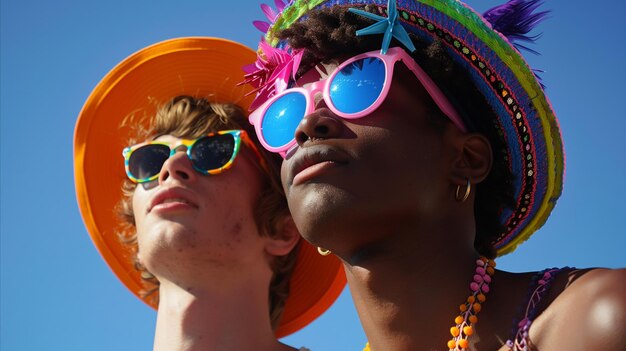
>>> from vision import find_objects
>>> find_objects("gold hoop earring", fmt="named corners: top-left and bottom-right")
top-left (455, 179), bottom-right (471, 202)
top-left (317, 247), bottom-right (331, 256)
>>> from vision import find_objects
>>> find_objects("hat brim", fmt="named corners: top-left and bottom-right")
top-left (74, 37), bottom-right (345, 338)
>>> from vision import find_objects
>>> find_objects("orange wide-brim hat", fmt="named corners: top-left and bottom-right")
top-left (73, 37), bottom-right (345, 337)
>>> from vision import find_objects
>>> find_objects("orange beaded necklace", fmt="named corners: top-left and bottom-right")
top-left (362, 257), bottom-right (495, 351)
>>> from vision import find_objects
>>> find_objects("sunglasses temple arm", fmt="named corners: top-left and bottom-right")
top-left (402, 57), bottom-right (467, 133)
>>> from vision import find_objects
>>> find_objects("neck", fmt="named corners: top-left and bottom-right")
top-left (342, 219), bottom-right (481, 351)
top-left (153, 279), bottom-right (293, 351)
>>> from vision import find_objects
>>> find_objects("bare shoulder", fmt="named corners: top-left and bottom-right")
top-left (533, 268), bottom-right (626, 350)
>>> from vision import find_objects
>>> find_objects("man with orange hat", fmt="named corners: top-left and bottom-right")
top-left (74, 37), bottom-right (346, 350)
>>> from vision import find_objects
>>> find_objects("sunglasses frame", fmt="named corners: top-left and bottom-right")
top-left (249, 46), bottom-right (466, 156)
top-left (122, 129), bottom-right (262, 183)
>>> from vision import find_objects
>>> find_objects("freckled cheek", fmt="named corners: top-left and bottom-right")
top-left (223, 221), bottom-right (244, 250)
top-left (230, 222), bottom-right (243, 239)
top-left (202, 191), bottom-right (252, 248)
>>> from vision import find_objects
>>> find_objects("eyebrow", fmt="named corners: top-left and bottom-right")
top-left (150, 133), bottom-right (165, 141)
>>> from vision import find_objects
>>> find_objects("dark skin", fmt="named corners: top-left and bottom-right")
top-left (280, 60), bottom-right (626, 350)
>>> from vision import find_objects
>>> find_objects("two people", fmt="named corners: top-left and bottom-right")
top-left (74, 0), bottom-right (625, 350)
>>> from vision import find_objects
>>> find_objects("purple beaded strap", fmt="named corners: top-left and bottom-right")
top-left (506, 268), bottom-right (566, 350)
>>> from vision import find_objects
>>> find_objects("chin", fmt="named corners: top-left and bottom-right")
top-left (289, 184), bottom-right (358, 247)
top-left (139, 222), bottom-right (197, 252)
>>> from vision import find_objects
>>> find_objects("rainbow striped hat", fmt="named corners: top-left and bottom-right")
top-left (249, 0), bottom-right (564, 256)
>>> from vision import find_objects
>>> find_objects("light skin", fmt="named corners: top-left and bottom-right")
top-left (280, 61), bottom-right (626, 351)
top-left (132, 134), bottom-right (300, 351)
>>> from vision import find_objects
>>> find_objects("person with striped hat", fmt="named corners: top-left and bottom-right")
top-left (242, 0), bottom-right (625, 350)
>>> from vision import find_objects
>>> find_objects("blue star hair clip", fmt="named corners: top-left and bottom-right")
top-left (348, 0), bottom-right (416, 54)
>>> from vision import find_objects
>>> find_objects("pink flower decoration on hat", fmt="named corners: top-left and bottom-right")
top-left (253, 0), bottom-right (287, 32)
top-left (241, 40), bottom-right (303, 111)
top-left (239, 0), bottom-right (302, 110)
top-left (252, 0), bottom-right (292, 32)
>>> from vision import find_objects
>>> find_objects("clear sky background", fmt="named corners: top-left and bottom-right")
top-left (1, 1), bottom-right (624, 350)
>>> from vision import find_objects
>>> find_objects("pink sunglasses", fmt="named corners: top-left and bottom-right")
top-left (249, 46), bottom-right (466, 156)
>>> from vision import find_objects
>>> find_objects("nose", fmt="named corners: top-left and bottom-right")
top-left (294, 109), bottom-right (343, 145)
top-left (158, 146), bottom-right (196, 184)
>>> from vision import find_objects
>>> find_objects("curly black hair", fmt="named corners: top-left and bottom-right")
top-left (276, 6), bottom-right (516, 258)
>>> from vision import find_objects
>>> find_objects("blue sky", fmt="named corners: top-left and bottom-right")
top-left (1, 1), bottom-right (624, 350)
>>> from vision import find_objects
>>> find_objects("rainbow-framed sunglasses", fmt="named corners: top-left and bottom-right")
top-left (249, 47), bottom-right (466, 156)
top-left (122, 130), bottom-right (262, 183)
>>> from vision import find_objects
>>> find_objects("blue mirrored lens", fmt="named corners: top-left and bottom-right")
top-left (262, 92), bottom-right (307, 148)
top-left (329, 57), bottom-right (386, 114)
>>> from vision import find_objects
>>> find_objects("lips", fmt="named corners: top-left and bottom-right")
top-left (289, 145), bottom-right (350, 185)
top-left (148, 187), bottom-right (199, 213)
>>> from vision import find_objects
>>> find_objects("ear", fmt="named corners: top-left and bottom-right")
top-left (264, 216), bottom-right (301, 257)
top-left (449, 131), bottom-right (493, 186)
